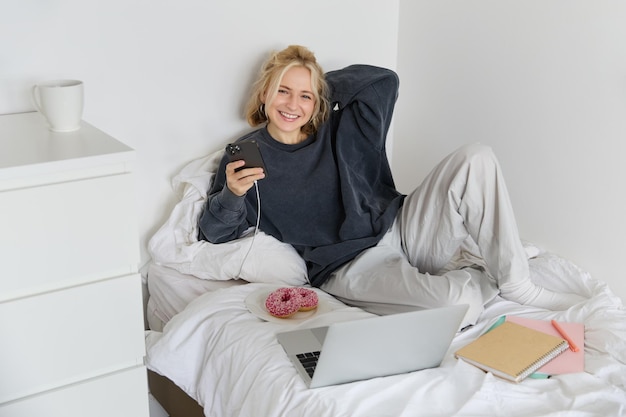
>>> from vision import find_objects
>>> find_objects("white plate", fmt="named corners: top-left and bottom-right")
top-left (245, 286), bottom-right (331, 324)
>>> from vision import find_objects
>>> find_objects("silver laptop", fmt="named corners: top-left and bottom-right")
top-left (276, 304), bottom-right (469, 388)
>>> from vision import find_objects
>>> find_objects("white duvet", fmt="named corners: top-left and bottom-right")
top-left (147, 150), bottom-right (308, 287)
top-left (146, 250), bottom-right (626, 417)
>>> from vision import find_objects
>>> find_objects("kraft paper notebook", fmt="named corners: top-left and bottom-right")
top-left (455, 321), bottom-right (569, 382)
top-left (506, 316), bottom-right (584, 376)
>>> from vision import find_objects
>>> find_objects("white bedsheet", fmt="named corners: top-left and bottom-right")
top-left (146, 262), bottom-right (247, 331)
top-left (145, 251), bottom-right (626, 417)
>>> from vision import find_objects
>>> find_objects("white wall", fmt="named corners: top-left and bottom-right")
top-left (1, 0), bottom-right (399, 268)
top-left (3, 0), bottom-right (624, 304)
top-left (395, 0), bottom-right (626, 303)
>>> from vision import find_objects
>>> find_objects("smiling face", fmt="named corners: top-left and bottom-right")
top-left (264, 65), bottom-right (316, 144)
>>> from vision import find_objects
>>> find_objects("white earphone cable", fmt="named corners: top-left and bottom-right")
top-left (236, 180), bottom-right (261, 278)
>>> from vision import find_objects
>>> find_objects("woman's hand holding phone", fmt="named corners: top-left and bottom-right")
top-left (225, 140), bottom-right (267, 196)
top-left (225, 161), bottom-right (265, 196)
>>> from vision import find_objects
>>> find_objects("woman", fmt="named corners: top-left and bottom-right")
top-left (198, 45), bottom-right (584, 324)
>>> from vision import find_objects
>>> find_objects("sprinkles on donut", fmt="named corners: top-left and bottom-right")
top-left (295, 287), bottom-right (319, 312)
top-left (265, 287), bottom-right (319, 318)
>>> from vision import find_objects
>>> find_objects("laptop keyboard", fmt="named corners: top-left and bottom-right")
top-left (296, 351), bottom-right (321, 377)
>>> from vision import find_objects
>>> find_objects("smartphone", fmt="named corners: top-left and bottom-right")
top-left (225, 140), bottom-right (267, 176)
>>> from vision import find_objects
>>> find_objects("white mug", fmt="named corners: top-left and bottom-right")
top-left (32, 80), bottom-right (84, 132)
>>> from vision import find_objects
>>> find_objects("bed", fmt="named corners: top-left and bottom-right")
top-left (144, 150), bottom-right (626, 417)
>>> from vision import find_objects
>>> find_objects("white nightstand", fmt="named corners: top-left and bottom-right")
top-left (0, 112), bottom-right (149, 417)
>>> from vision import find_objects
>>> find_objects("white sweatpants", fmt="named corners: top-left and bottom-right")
top-left (322, 144), bottom-right (526, 325)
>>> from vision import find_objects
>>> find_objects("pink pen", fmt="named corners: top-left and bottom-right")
top-left (551, 320), bottom-right (580, 352)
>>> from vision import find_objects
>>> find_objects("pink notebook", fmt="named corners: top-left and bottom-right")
top-left (506, 316), bottom-right (585, 375)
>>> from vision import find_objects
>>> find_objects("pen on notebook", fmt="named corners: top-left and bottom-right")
top-left (551, 319), bottom-right (579, 352)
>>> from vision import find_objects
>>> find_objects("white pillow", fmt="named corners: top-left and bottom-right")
top-left (148, 150), bottom-right (308, 286)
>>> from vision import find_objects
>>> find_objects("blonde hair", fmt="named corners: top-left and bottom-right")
top-left (245, 45), bottom-right (329, 136)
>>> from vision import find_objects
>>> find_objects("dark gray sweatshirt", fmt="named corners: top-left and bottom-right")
top-left (198, 64), bottom-right (405, 287)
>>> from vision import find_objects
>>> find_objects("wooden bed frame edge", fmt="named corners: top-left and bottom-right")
top-left (148, 369), bottom-right (205, 417)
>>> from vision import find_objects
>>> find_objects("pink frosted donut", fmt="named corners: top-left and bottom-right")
top-left (296, 288), bottom-right (319, 312)
top-left (265, 287), bottom-right (300, 318)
